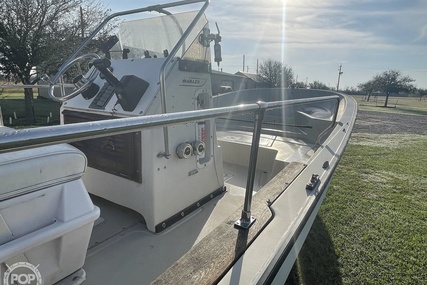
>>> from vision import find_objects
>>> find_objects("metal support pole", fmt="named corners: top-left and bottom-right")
top-left (0, 106), bottom-right (3, 127)
top-left (235, 102), bottom-right (267, 229)
top-left (336, 64), bottom-right (343, 91)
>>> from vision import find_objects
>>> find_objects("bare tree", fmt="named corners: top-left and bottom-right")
top-left (371, 70), bottom-right (415, 107)
top-left (0, 0), bottom-right (112, 123)
top-left (259, 59), bottom-right (294, 88)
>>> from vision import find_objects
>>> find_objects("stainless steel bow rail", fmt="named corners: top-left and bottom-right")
top-left (0, 95), bottom-right (340, 230)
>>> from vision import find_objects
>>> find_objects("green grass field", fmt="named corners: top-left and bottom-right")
top-left (353, 95), bottom-right (427, 116)
top-left (289, 134), bottom-right (427, 285)
top-left (288, 96), bottom-right (427, 285)
top-left (0, 89), bottom-right (60, 127)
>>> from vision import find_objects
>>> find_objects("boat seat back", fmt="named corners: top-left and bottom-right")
top-left (0, 139), bottom-right (99, 285)
top-left (0, 143), bottom-right (86, 201)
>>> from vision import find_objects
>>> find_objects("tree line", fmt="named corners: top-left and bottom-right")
top-left (257, 59), bottom-right (425, 107)
top-left (1, 0), bottom-right (425, 124)
top-left (258, 59), bottom-right (331, 90)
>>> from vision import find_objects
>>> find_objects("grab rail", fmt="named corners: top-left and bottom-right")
top-left (0, 95), bottom-right (340, 229)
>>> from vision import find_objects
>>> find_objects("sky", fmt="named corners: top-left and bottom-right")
top-left (102, 0), bottom-right (427, 89)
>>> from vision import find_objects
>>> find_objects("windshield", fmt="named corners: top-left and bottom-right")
top-left (109, 11), bottom-right (210, 63)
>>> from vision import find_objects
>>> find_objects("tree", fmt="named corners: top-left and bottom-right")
top-left (309, 81), bottom-right (330, 90)
top-left (259, 59), bottom-right (294, 88)
top-left (358, 80), bottom-right (376, 101)
top-left (0, 0), bottom-right (112, 123)
top-left (371, 70), bottom-right (415, 107)
top-left (418, 88), bottom-right (427, 101)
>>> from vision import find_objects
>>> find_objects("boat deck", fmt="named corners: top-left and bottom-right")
top-left (83, 133), bottom-right (313, 284)
top-left (85, 189), bottom-right (241, 284)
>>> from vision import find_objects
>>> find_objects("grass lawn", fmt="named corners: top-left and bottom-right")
top-left (352, 95), bottom-right (427, 116)
top-left (287, 97), bottom-right (427, 284)
top-left (289, 134), bottom-right (427, 285)
top-left (0, 89), bottom-right (61, 127)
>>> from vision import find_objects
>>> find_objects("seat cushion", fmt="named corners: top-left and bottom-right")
top-left (0, 143), bottom-right (87, 200)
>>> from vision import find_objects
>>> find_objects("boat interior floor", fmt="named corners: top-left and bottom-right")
top-left (83, 133), bottom-right (315, 284)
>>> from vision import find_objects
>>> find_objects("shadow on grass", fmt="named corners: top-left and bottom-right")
top-left (286, 216), bottom-right (342, 285)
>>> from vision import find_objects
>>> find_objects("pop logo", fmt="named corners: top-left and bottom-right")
top-left (3, 262), bottom-right (42, 285)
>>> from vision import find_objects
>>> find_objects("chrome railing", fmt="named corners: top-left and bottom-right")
top-left (0, 95), bottom-right (340, 229)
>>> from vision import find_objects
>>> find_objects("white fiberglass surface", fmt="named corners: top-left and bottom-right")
top-left (83, 132), bottom-right (313, 284)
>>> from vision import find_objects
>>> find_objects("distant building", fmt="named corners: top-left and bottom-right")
top-left (211, 70), bottom-right (266, 95)
top-left (234, 71), bottom-right (268, 88)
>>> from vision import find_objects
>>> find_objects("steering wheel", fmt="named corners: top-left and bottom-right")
top-left (47, 53), bottom-right (101, 102)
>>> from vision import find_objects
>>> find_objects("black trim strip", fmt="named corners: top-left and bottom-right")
top-left (155, 186), bottom-right (226, 233)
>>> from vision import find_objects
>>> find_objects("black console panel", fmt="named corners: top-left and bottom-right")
top-left (63, 110), bottom-right (142, 183)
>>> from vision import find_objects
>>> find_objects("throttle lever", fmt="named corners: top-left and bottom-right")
top-left (91, 59), bottom-right (122, 89)
top-left (90, 58), bottom-right (150, 112)
top-left (91, 59), bottom-right (129, 101)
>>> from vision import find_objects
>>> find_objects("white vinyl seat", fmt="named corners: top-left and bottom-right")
top-left (0, 143), bottom-right (87, 200)
top-left (0, 135), bottom-right (99, 285)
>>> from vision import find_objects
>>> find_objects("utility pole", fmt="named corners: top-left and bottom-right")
top-left (246, 66), bottom-right (249, 72)
top-left (256, 59), bottom-right (259, 74)
top-left (336, 64), bottom-right (343, 91)
top-left (243, 55), bottom-right (245, 72)
top-left (80, 6), bottom-right (84, 37)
